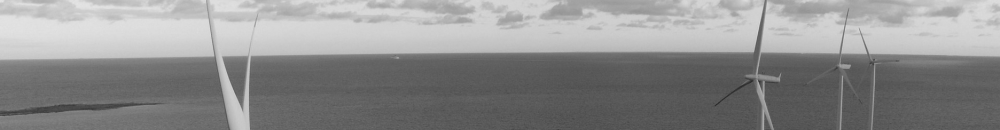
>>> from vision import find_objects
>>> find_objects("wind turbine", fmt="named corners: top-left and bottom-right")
top-left (242, 12), bottom-right (261, 127)
top-left (713, 73), bottom-right (781, 129)
top-left (205, 0), bottom-right (250, 129)
top-left (712, 0), bottom-right (776, 129)
top-left (758, 72), bottom-right (781, 130)
top-left (802, 8), bottom-right (863, 130)
top-left (856, 28), bottom-right (899, 130)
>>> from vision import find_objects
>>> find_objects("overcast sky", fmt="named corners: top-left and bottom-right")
top-left (0, 0), bottom-right (998, 59)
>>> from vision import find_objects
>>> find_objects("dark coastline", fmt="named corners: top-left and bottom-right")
top-left (0, 103), bottom-right (161, 116)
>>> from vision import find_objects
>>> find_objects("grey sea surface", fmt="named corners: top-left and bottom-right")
top-left (0, 52), bottom-right (998, 129)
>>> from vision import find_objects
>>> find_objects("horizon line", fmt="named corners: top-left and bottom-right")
top-left (0, 51), bottom-right (993, 61)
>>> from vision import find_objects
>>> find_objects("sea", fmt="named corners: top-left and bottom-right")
top-left (0, 52), bottom-right (997, 129)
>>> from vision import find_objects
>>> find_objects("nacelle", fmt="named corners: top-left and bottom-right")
top-left (744, 74), bottom-right (780, 83)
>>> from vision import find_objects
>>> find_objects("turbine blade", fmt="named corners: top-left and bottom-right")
top-left (753, 1), bottom-right (775, 129)
top-left (805, 67), bottom-right (838, 86)
top-left (766, 108), bottom-right (775, 129)
top-left (714, 80), bottom-right (755, 106)
top-left (758, 80), bottom-right (766, 89)
top-left (859, 28), bottom-right (873, 61)
top-left (840, 69), bottom-right (864, 104)
top-left (242, 11), bottom-right (261, 124)
top-left (837, 8), bottom-right (850, 64)
top-left (760, 81), bottom-right (775, 129)
top-left (857, 63), bottom-right (872, 88)
top-left (206, 0), bottom-right (250, 129)
top-left (751, 0), bottom-right (768, 61)
top-left (752, 80), bottom-right (776, 130)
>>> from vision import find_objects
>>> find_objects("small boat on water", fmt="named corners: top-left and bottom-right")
top-left (391, 55), bottom-right (400, 59)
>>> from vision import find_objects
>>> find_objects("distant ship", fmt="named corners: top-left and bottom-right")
top-left (391, 55), bottom-right (400, 59)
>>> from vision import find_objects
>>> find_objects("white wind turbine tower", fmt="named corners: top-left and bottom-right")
top-left (802, 8), bottom-right (864, 130)
top-left (713, 0), bottom-right (776, 129)
top-left (205, 0), bottom-right (250, 129)
top-left (856, 28), bottom-right (899, 130)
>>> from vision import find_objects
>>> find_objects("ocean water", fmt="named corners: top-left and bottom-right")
top-left (0, 52), bottom-right (997, 129)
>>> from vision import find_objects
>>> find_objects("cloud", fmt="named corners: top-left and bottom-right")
top-left (617, 20), bottom-right (667, 29)
top-left (252, 0), bottom-right (277, 4)
top-left (775, 32), bottom-right (800, 36)
top-left (974, 25), bottom-right (986, 29)
top-left (324, 11), bottom-right (355, 19)
top-left (565, 0), bottom-right (727, 18)
top-left (239, 1), bottom-right (257, 8)
top-left (23, 0), bottom-right (60, 4)
top-left (987, 16), bottom-right (1000, 26)
top-left (481, 2), bottom-right (495, 10)
top-left (438, 15), bottom-right (473, 24)
top-left (978, 33), bottom-right (992, 37)
top-left (0, 2), bottom-right (33, 15)
top-left (3, 0), bottom-right (988, 29)
top-left (223, 17), bottom-right (254, 22)
top-left (357, 0), bottom-right (476, 15)
top-left (170, 0), bottom-right (206, 14)
top-left (646, 15), bottom-right (670, 22)
top-left (768, 27), bottom-right (792, 31)
top-left (617, 22), bottom-right (648, 28)
top-left (4, 0), bottom-right (89, 22)
top-left (499, 23), bottom-right (529, 29)
top-left (876, 13), bottom-right (907, 24)
top-left (723, 28), bottom-right (737, 32)
top-left (767, 0), bottom-right (848, 21)
top-left (0, 0), bottom-right (338, 22)
top-left (806, 23), bottom-right (819, 27)
top-left (497, 12), bottom-right (524, 25)
top-left (768, 0), bottom-right (984, 24)
top-left (82, 0), bottom-right (149, 7)
top-left (587, 25), bottom-right (602, 30)
top-left (103, 14), bottom-right (124, 21)
top-left (719, 0), bottom-right (756, 11)
top-left (365, 0), bottom-right (395, 8)
top-left (672, 19), bottom-right (704, 26)
top-left (354, 15), bottom-right (395, 23)
top-left (993, 4), bottom-right (1000, 12)
top-left (540, 4), bottom-right (590, 20)
top-left (912, 32), bottom-right (939, 37)
top-left (259, 2), bottom-right (320, 16)
top-left (421, 15), bottom-right (473, 24)
top-left (0, 0), bottom-right (237, 22)
top-left (567, 0), bottom-right (679, 15)
top-left (39, 3), bottom-right (87, 21)
top-left (399, 0), bottom-right (475, 15)
top-left (927, 6), bottom-right (963, 17)
top-left (481, 2), bottom-right (507, 13)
